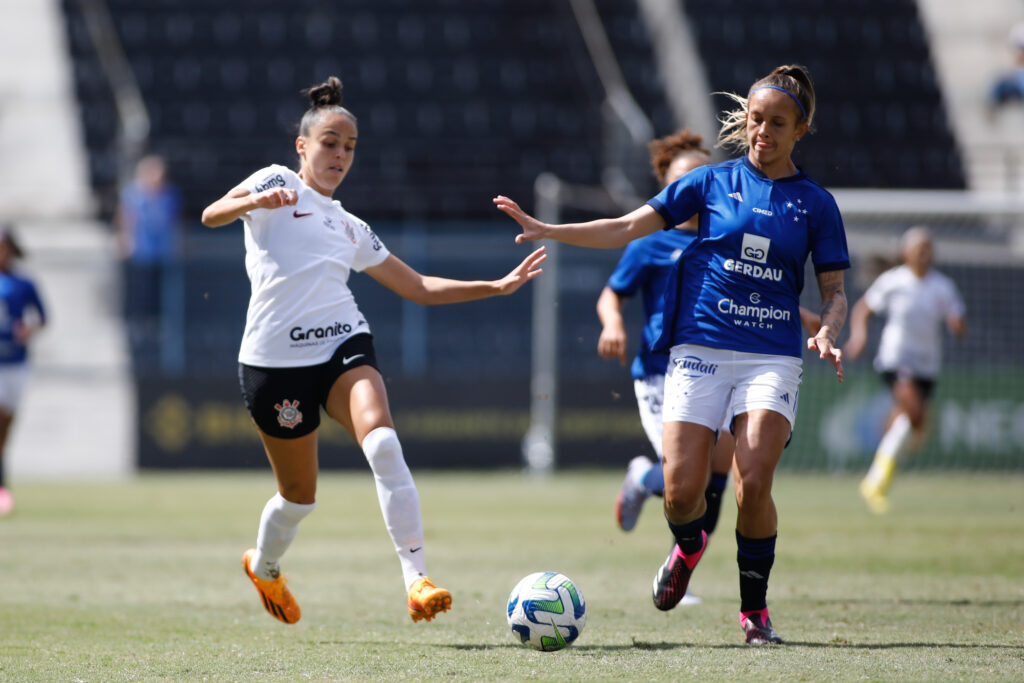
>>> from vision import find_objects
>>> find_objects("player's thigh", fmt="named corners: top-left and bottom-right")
top-left (731, 410), bottom-right (789, 491)
top-left (324, 365), bottom-right (394, 444)
top-left (662, 419), bottom-right (716, 504)
top-left (255, 427), bottom-right (319, 504)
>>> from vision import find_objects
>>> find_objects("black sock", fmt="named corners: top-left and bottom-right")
top-left (667, 516), bottom-right (706, 556)
top-left (702, 473), bottom-right (728, 537)
top-left (736, 531), bottom-right (776, 613)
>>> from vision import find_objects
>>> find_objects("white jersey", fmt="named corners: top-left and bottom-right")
top-left (235, 164), bottom-right (390, 367)
top-left (863, 265), bottom-right (964, 378)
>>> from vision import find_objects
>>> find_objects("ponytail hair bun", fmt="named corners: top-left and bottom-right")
top-left (298, 76), bottom-right (356, 136)
top-left (304, 76), bottom-right (344, 108)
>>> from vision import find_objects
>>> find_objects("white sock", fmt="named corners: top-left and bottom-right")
top-left (251, 492), bottom-right (316, 580)
top-left (866, 413), bottom-right (912, 485)
top-left (362, 426), bottom-right (426, 590)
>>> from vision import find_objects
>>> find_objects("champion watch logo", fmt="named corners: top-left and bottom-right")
top-left (293, 210), bottom-right (313, 218)
top-left (274, 399), bottom-right (303, 429)
top-left (728, 191), bottom-right (744, 202)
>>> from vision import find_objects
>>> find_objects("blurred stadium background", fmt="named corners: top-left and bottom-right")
top-left (3, 0), bottom-right (1024, 480)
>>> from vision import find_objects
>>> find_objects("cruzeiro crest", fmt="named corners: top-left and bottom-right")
top-left (274, 399), bottom-right (303, 429)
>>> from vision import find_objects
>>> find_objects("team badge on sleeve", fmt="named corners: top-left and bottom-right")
top-left (274, 399), bottom-right (303, 429)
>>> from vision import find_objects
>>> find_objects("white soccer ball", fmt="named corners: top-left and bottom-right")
top-left (506, 571), bottom-right (586, 651)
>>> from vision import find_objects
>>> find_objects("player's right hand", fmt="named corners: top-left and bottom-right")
top-left (253, 188), bottom-right (298, 210)
top-left (597, 325), bottom-right (627, 366)
top-left (493, 195), bottom-right (548, 244)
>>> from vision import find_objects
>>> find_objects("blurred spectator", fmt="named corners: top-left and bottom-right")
top-left (988, 23), bottom-right (1024, 110)
top-left (0, 226), bottom-right (47, 516)
top-left (115, 154), bottom-right (182, 367)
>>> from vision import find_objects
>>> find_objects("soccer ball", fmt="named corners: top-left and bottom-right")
top-left (506, 571), bottom-right (586, 651)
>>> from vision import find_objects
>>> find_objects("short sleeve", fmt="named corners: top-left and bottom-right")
top-left (646, 166), bottom-right (709, 229)
top-left (941, 276), bottom-right (966, 318)
top-left (809, 194), bottom-right (850, 274)
top-left (862, 271), bottom-right (893, 314)
top-left (236, 166), bottom-right (291, 225)
top-left (606, 240), bottom-right (648, 296)
top-left (350, 220), bottom-right (390, 272)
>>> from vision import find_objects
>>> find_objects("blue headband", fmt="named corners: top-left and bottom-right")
top-left (752, 85), bottom-right (807, 119)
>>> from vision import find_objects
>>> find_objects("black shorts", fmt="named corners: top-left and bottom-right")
top-left (238, 333), bottom-right (379, 439)
top-left (880, 370), bottom-right (935, 400)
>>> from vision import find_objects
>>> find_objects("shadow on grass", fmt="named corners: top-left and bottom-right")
top-left (434, 641), bottom-right (1024, 652)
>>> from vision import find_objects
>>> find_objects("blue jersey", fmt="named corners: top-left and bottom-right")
top-left (647, 157), bottom-right (849, 358)
top-left (606, 228), bottom-right (697, 379)
top-left (0, 271), bottom-right (45, 365)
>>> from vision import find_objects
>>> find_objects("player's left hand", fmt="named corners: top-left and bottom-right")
top-left (808, 334), bottom-right (844, 382)
top-left (494, 246), bottom-right (547, 295)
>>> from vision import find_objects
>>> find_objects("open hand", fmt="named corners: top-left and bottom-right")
top-left (808, 334), bottom-right (844, 382)
top-left (495, 246), bottom-right (547, 295)
top-left (493, 196), bottom-right (548, 244)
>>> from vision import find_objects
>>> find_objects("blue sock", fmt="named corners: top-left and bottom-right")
top-left (641, 461), bottom-right (665, 496)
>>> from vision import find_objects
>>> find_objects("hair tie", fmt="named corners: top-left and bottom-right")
top-left (752, 85), bottom-right (807, 119)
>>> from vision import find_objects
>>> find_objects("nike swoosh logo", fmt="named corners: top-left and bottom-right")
top-left (342, 354), bottom-right (365, 365)
top-left (410, 546), bottom-right (422, 553)
top-left (293, 210), bottom-right (313, 218)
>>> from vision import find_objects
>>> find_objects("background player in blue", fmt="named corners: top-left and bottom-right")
top-left (0, 226), bottom-right (47, 517)
top-left (497, 65), bottom-right (849, 645)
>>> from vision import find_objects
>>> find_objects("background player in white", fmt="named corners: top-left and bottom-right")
top-left (201, 77), bottom-right (545, 625)
top-left (845, 226), bottom-right (966, 513)
top-left (0, 226), bottom-right (46, 517)
top-left (497, 65), bottom-right (849, 645)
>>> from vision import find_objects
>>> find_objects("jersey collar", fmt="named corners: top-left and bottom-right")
top-left (741, 156), bottom-right (807, 183)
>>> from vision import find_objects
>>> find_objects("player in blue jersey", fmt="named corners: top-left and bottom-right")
top-left (601, 128), bottom-right (823, 603)
top-left (497, 65), bottom-right (849, 645)
top-left (0, 226), bottom-right (46, 517)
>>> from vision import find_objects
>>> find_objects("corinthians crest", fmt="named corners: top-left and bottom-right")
top-left (274, 399), bottom-right (303, 429)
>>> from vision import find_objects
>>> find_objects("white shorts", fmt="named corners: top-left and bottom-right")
top-left (0, 365), bottom-right (29, 413)
top-left (635, 372), bottom-right (734, 459)
top-left (634, 375), bottom-right (666, 459)
top-left (662, 344), bottom-right (802, 432)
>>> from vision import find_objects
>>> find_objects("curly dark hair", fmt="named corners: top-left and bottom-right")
top-left (648, 128), bottom-right (711, 186)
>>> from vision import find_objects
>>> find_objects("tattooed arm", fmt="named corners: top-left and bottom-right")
top-left (806, 269), bottom-right (848, 382)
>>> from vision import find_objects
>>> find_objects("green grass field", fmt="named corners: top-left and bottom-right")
top-left (1, 470), bottom-right (1022, 681)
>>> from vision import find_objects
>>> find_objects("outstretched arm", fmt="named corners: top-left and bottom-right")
top-left (807, 269), bottom-right (848, 382)
top-left (493, 196), bottom-right (665, 249)
top-left (842, 295), bottom-right (873, 361)
top-left (596, 286), bottom-right (628, 366)
top-left (364, 247), bottom-right (546, 305)
top-left (201, 187), bottom-right (298, 227)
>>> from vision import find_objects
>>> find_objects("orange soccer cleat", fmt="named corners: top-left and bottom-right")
top-left (407, 577), bottom-right (452, 623)
top-left (242, 548), bottom-right (301, 624)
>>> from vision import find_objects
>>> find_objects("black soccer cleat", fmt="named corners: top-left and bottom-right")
top-left (740, 608), bottom-right (783, 645)
top-left (651, 531), bottom-right (707, 611)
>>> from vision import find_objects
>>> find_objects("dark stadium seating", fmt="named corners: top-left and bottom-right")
top-left (684, 0), bottom-right (964, 189)
top-left (60, 0), bottom-right (966, 384)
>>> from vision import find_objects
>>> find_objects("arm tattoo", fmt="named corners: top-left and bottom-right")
top-left (817, 270), bottom-right (848, 343)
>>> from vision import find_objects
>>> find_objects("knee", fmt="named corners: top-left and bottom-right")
top-left (734, 470), bottom-right (773, 510)
top-left (663, 477), bottom-right (706, 520)
top-left (362, 426), bottom-right (411, 482)
top-left (278, 484), bottom-right (316, 506)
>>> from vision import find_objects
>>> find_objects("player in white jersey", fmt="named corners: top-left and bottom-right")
top-left (201, 77), bottom-right (545, 625)
top-left (498, 65), bottom-right (849, 646)
top-left (845, 226), bottom-right (966, 513)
